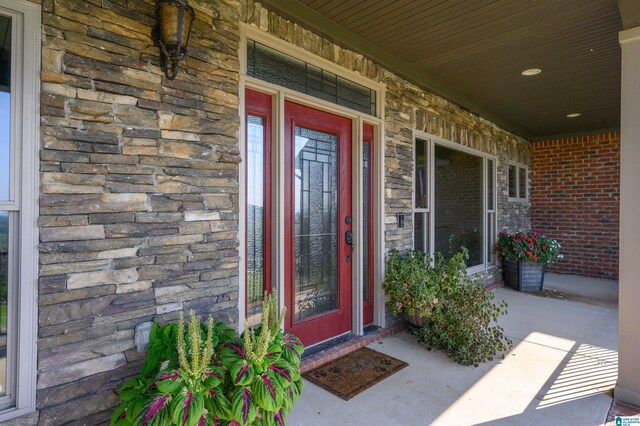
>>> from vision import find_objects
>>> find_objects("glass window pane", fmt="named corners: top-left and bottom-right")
top-left (434, 145), bottom-right (483, 267)
top-left (247, 40), bottom-right (376, 116)
top-left (0, 211), bottom-right (8, 397)
top-left (336, 76), bottom-right (374, 116)
top-left (0, 15), bottom-right (11, 202)
top-left (306, 65), bottom-right (337, 105)
top-left (487, 212), bottom-right (495, 264)
top-left (508, 164), bottom-right (517, 198)
top-left (294, 126), bottom-right (339, 320)
top-left (415, 139), bottom-right (428, 209)
top-left (414, 212), bottom-right (429, 253)
top-left (487, 159), bottom-right (494, 209)
top-left (363, 141), bottom-right (371, 302)
top-left (369, 90), bottom-right (376, 117)
top-left (519, 167), bottom-right (527, 199)
top-left (249, 41), bottom-right (306, 94)
top-left (247, 115), bottom-right (265, 325)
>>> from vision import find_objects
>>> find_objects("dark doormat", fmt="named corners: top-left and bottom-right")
top-left (303, 347), bottom-right (408, 400)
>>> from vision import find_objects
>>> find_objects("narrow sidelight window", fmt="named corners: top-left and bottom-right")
top-left (363, 123), bottom-right (374, 325)
top-left (245, 90), bottom-right (272, 326)
top-left (487, 158), bottom-right (496, 264)
top-left (413, 138), bottom-right (430, 253)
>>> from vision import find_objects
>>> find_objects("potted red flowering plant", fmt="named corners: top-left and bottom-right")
top-left (495, 230), bottom-right (562, 292)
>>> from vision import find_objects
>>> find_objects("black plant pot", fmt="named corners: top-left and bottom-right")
top-left (503, 258), bottom-right (545, 292)
top-left (408, 311), bottom-right (424, 327)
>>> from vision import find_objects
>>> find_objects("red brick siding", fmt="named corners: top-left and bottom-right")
top-left (530, 133), bottom-right (620, 280)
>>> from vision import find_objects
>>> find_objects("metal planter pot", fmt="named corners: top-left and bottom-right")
top-left (408, 311), bottom-right (425, 327)
top-left (503, 258), bottom-right (545, 292)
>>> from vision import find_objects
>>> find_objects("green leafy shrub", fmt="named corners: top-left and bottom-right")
top-left (384, 249), bottom-right (512, 367)
top-left (111, 293), bottom-right (304, 426)
top-left (382, 250), bottom-right (439, 320)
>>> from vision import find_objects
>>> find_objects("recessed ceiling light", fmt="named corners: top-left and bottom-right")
top-left (521, 68), bottom-right (542, 76)
top-left (566, 113), bottom-right (582, 118)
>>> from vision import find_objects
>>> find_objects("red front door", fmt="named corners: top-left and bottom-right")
top-left (284, 101), bottom-right (353, 347)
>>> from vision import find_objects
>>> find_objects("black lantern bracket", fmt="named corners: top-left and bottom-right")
top-left (155, 0), bottom-right (195, 80)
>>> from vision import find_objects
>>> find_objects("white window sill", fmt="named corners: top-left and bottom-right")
top-left (0, 407), bottom-right (37, 423)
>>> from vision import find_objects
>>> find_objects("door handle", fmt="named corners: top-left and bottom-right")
top-left (345, 230), bottom-right (355, 258)
top-left (345, 218), bottom-right (354, 262)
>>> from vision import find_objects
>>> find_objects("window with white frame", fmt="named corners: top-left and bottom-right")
top-left (508, 162), bottom-right (528, 201)
top-left (0, 0), bottom-right (39, 420)
top-left (414, 138), bottom-right (430, 253)
top-left (414, 137), bottom-right (497, 271)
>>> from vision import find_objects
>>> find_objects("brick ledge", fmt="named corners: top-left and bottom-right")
top-left (300, 324), bottom-right (406, 373)
top-left (485, 282), bottom-right (504, 291)
top-left (606, 399), bottom-right (640, 425)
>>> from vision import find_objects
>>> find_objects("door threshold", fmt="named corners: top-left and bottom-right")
top-left (301, 326), bottom-right (382, 360)
top-left (299, 324), bottom-right (406, 373)
top-left (363, 324), bottom-right (381, 334)
top-left (302, 333), bottom-right (354, 360)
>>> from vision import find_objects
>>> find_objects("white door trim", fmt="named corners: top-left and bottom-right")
top-left (238, 24), bottom-right (387, 334)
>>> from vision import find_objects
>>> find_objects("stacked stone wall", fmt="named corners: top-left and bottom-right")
top-left (35, 0), bottom-right (241, 424)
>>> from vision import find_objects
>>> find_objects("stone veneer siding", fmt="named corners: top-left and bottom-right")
top-left (531, 133), bottom-right (620, 280)
top-left (33, 0), bottom-right (242, 424)
top-left (8, 1), bottom-right (532, 424)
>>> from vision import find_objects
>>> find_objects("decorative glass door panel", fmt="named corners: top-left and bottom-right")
top-left (284, 101), bottom-right (352, 346)
top-left (294, 127), bottom-right (339, 320)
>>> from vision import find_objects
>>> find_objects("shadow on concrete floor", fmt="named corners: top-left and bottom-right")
top-left (289, 281), bottom-right (618, 426)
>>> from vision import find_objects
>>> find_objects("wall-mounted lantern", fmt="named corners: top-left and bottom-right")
top-left (155, 0), bottom-right (195, 80)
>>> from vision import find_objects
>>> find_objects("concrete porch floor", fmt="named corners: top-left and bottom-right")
top-left (540, 272), bottom-right (618, 308)
top-left (289, 274), bottom-right (618, 425)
